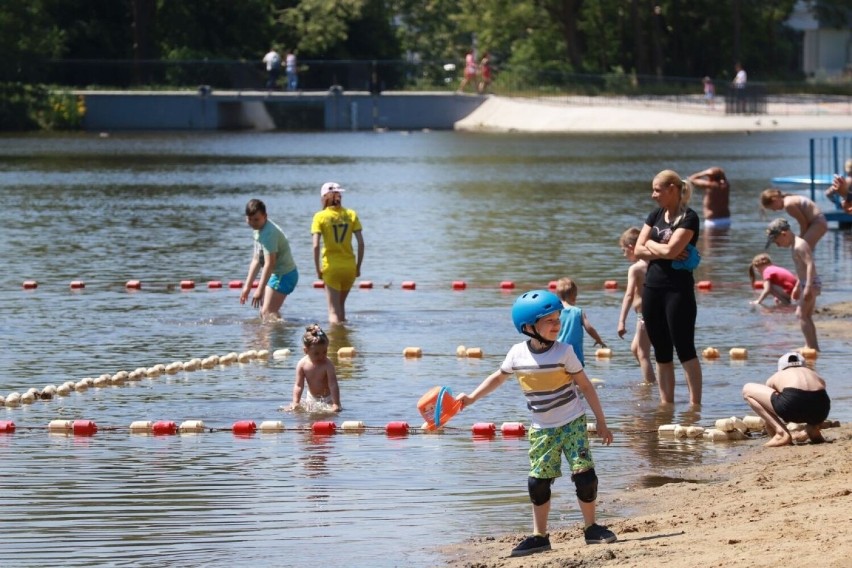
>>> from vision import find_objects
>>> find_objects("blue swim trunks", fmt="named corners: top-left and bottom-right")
top-left (268, 268), bottom-right (298, 295)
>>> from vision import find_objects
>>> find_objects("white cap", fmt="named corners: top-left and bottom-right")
top-left (320, 182), bottom-right (346, 197)
top-left (777, 351), bottom-right (805, 372)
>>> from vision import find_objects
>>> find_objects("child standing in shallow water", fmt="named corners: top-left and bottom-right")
top-left (765, 219), bottom-right (821, 351)
top-left (748, 253), bottom-right (796, 306)
top-left (456, 290), bottom-right (617, 557)
top-left (555, 278), bottom-right (606, 367)
top-left (616, 228), bottom-right (656, 385)
top-left (287, 324), bottom-right (341, 412)
top-left (760, 188), bottom-right (827, 251)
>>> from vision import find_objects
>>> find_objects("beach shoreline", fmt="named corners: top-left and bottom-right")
top-left (455, 95), bottom-right (852, 133)
top-left (441, 303), bottom-right (852, 568)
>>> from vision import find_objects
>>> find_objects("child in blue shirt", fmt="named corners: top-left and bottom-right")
top-left (555, 278), bottom-right (607, 366)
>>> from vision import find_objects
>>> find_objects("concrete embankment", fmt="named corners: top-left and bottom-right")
top-left (78, 90), bottom-right (486, 132)
top-left (76, 89), bottom-right (852, 133)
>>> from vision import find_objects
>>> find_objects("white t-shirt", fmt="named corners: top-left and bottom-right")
top-left (500, 340), bottom-right (585, 429)
top-left (263, 51), bottom-right (281, 71)
top-left (734, 69), bottom-right (747, 88)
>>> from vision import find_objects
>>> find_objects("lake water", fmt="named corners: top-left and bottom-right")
top-left (1, 129), bottom-right (850, 567)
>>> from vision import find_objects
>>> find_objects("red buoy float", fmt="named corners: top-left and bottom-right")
top-left (22, 280), bottom-right (38, 289)
top-left (501, 422), bottom-right (526, 436)
top-left (358, 280), bottom-right (373, 289)
top-left (385, 421), bottom-right (410, 436)
top-left (547, 280), bottom-right (557, 290)
top-left (228, 280), bottom-right (243, 289)
top-left (499, 280), bottom-right (515, 290)
top-left (312, 421), bottom-right (337, 434)
top-left (232, 420), bottom-right (257, 435)
top-left (604, 280), bottom-right (618, 290)
top-left (180, 280), bottom-right (195, 290)
top-left (471, 422), bottom-right (497, 437)
top-left (452, 280), bottom-right (467, 290)
top-left (70, 280), bottom-right (86, 289)
top-left (401, 281), bottom-right (416, 290)
top-left (312, 280), bottom-right (325, 288)
top-left (697, 280), bottom-right (713, 291)
top-left (126, 280), bottom-right (142, 290)
top-left (152, 420), bottom-right (177, 435)
top-left (73, 420), bottom-right (98, 436)
top-left (207, 280), bottom-right (223, 289)
top-left (0, 421), bottom-right (16, 433)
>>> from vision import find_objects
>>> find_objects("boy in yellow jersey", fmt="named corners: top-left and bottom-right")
top-left (456, 290), bottom-right (616, 557)
top-left (311, 182), bottom-right (365, 324)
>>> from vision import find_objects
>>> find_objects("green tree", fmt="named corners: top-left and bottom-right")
top-left (0, 0), bottom-right (65, 81)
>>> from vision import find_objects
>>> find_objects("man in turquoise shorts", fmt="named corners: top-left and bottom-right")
top-left (241, 199), bottom-right (298, 321)
top-left (456, 290), bottom-right (617, 557)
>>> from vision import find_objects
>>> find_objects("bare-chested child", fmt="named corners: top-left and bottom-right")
top-left (742, 351), bottom-right (830, 447)
top-left (760, 188), bottom-right (827, 251)
top-left (616, 228), bottom-right (656, 385)
top-left (286, 324), bottom-right (341, 412)
top-left (688, 167), bottom-right (730, 229)
top-left (765, 218), bottom-right (820, 351)
top-left (824, 158), bottom-right (852, 212)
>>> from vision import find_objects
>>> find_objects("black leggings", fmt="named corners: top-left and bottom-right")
top-left (642, 286), bottom-right (697, 364)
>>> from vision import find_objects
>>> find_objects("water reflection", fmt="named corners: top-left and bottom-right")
top-left (1, 130), bottom-right (850, 567)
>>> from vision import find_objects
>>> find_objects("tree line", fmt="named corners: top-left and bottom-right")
top-left (3, 0), bottom-right (851, 86)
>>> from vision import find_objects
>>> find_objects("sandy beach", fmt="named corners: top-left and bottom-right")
top-left (442, 304), bottom-right (852, 568)
top-left (455, 95), bottom-right (852, 133)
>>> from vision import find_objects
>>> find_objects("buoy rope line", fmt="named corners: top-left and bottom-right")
top-left (1, 342), bottom-right (816, 412)
top-left (16, 277), bottom-right (764, 293)
top-left (0, 347), bottom-right (504, 409)
top-left (5, 418), bottom-right (837, 441)
top-left (0, 419), bottom-right (670, 438)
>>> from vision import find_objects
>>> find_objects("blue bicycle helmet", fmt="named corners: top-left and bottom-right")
top-left (511, 289), bottom-right (563, 334)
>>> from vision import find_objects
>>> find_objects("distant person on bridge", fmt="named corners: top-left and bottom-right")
top-left (286, 50), bottom-right (298, 91)
top-left (478, 52), bottom-right (493, 94)
top-left (262, 47), bottom-right (281, 90)
top-left (701, 76), bottom-right (715, 109)
top-left (457, 51), bottom-right (477, 93)
top-left (733, 63), bottom-right (747, 89)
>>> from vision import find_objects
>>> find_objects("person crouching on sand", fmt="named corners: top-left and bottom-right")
top-left (742, 351), bottom-right (830, 447)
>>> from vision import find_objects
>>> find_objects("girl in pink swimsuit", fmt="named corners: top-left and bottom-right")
top-left (748, 253), bottom-right (796, 305)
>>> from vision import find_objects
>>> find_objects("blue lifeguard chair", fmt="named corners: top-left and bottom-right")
top-left (771, 136), bottom-right (852, 228)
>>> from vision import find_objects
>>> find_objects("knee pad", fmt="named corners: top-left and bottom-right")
top-left (571, 468), bottom-right (598, 503)
top-left (527, 477), bottom-right (553, 506)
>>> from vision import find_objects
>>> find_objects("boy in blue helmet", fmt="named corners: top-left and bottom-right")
top-left (456, 290), bottom-right (617, 557)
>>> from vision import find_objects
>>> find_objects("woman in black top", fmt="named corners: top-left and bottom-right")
top-left (634, 170), bottom-right (703, 406)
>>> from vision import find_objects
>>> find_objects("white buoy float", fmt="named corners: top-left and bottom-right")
top-left (272, 348), bottom-right (291, 359)
top-left (259, 420), bottom-right (285, 432)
